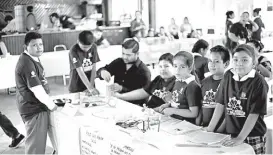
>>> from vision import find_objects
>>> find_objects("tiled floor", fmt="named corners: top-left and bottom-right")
top-left (0, 77), bottom-right (69, 154)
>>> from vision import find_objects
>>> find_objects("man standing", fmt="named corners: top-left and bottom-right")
top-left (0, 112), bottom-right (25, 148)
top-left (68, 30), bottom-right (100, 95)
top-left (15, 32), bottom-right (57, 154)
top-left (97, 38), bottom-right (151, 105)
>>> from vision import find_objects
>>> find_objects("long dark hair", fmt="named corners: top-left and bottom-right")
top-left (192, 39), bottom-right (209, 53)
top-left (226, 11), bottom-right (234, 20)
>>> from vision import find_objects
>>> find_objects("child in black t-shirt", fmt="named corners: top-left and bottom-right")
top-left (156, 51), bottom-right (202, 125)
top-left (68, 31), bottom-right (100, 95)
top-left (247, 39), bottom-right (272, 80)
top-left (207, 44), bottom-right (268, 154)
top-left (201, 45), bottom-right (230, 127)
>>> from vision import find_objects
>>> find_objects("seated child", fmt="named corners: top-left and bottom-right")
top-left (156, 51), bottom-right (202, 125)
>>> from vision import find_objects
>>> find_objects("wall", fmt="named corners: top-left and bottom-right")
top-left (0, 0), bottom-right (81, 25)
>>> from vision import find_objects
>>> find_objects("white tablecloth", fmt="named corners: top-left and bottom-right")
top-left (48, 94), bottom-right (255, 155)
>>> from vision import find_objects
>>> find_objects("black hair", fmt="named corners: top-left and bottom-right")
top-left (184, 17), bottom-right (188, 20)
top-left (210, 45), bottom-right (230, 63)
top-left (122, 38), bottom-right (139, 53)
top-left (174, 51), bottom-right (194, 68)
top-left (192, 39), bottom-right (209, 53)
top-left (0, 34), bottom-right (2, 41)
top-left (24, 32), bottom-right (42, 45)
top-left (4, 15), bottom-right (13, 22)
top-left (226, 11), bottom-right (234, 19)
top-left (159, 53), bottom-right (173, 65)
top-left (247, 39), bottom-right (264, 52)
top-left (50, 13), bottom-right (59, 19)
top-left (160, 26), bottom-right (164, 29)
top-left (78, 30), bottom-right (95, 45)
top-left (254, 8), bottom-right (261, 14)
top-left (233, 44), bottom-right (257, 64)
top-left (27, 6), bottom-right (34, 12)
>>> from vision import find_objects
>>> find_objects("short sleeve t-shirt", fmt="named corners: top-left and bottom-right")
top-left (201, 76), bottom-right (221, 126)
top-left (68, 44), bottom-right (100, 93)
top-left (215, 69), bottom-right (268, 137)
top-left (170, 78), bottom-right (202, 123)
top-left (15, 53), bottom-right (50, 122)
top-left (144, 76), bottom-right (176, 108)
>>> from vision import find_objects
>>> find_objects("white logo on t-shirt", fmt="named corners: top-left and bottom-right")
top-left (31, 71), bottom-right (36, 78)
top-left (203, 89), bottom-right (217, 108)
top-left (226, 97), bottom-right (246, 117)
top-left (82, 58), bottom-right (93, 71)
top-left (73, 57), bottom-right (77, 64)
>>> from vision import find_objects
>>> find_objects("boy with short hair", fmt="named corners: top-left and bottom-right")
top-left (201, 45), bottom-right (230, 126)
top-left (68, 30), bottom-right (100, 95)
top-left (15, 32), bottom-right (57, 154)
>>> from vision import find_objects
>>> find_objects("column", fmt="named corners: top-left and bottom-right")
top-left (148, 0), bottom-right (156, 30)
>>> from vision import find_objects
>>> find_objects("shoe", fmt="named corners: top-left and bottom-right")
top-left (9, 134), bottom-right (25, 148)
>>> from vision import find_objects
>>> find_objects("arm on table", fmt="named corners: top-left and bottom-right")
top-left (222, 114), bottom-right (259, 147)
top-left (163, 106), bottom-right (199, 118)
top-left (115, 88), bottom-right (149, 101)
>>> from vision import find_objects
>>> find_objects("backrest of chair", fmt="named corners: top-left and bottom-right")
top-left (54, 44), bottom-right (67, 51)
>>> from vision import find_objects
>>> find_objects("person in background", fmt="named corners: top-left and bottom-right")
top-left (130, 11), bottom-right (146, 38)
top-left (146, 28), bottom-right (155, 38)
top-left (252, 8), bottom-right (265, 41)
top-left (155, 51), bottom-right (202, 125)
top-left (97, 38), bottom-right (151, 106)
top-left (155, 26), bottom-right (168, 37)
top-left (247, 39), bottom-right (272, 80)
top-left (68, 31), bottom-right (100, 96)
top-left (49, 13), bottom-right (61, 30)
top-left (180, 17), bottom-right (193, 38)
top-left (2, 15), bottom-right (16, 33)
top-left (192, 39), bottom-right (210, 82)
top-left (0, 111), bottom-right (25, 148)
top-left (114, 53), bottom-right (175, 108)
top-left (225, 11), bottom-right (235, 52)
top-left (93, 28), bottom-right (110, 48)
top-left (207, 44), bottom-right (268, 154)
top-left (0, 34), bottom-right (9, 58)
top-left (228, 12), bottom-right (259, 51)
top-left (201, 45), bottom-right (230, 127)
top-left (15, 32), bottom-right (58, 154)
top-left (168, 18), bottom-right (179, 39)
top-left (50, 13), bottom-right (76, 30)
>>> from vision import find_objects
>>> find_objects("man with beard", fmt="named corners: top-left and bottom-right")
top-left (97, 38), bottom-right (151, 106)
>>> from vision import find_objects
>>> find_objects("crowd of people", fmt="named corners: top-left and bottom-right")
top-left (130, 11), bottom-right (197, 40)
top-left (0, 7), bottom-right (271, 155)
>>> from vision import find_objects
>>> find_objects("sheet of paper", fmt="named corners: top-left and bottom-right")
top-left (187, 130), bottom-right (230, 145)
top-left (161, 120), bottom-right (202, 135)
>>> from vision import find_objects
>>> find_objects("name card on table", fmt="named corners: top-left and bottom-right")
top-left (80, 127), bottom-right (108, 155)
top-left (61, 103), bottom-right (79, 117)
top-left (109, 142), bottom-right (135, 155)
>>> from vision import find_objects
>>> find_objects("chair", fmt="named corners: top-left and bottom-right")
top-left (53, 44), bottom-right (69, 86)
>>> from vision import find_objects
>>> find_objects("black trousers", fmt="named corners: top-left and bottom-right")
top-left (0, 111), bottom-right (19, 139)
